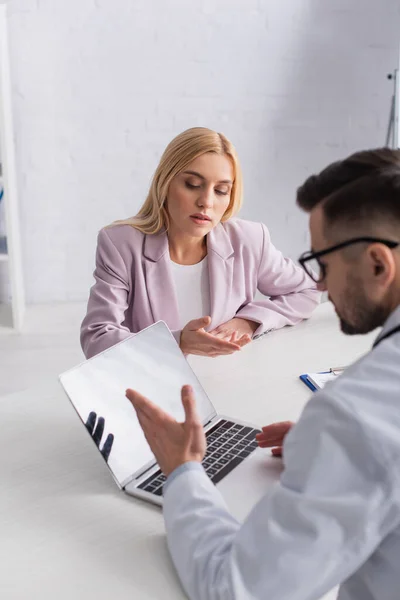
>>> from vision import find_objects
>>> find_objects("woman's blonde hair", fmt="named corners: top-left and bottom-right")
top-left (111, 127), bottom-right (243, 234)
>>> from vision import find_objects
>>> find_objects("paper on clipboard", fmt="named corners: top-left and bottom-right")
top-left (307, 371), bottom-right (338, 390)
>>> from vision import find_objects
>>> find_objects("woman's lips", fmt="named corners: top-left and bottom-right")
top-left (190, 215), bottom-right (211, 225)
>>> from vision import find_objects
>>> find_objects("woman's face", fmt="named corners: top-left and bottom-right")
top-left (166, 152), bottom-right (234, 238)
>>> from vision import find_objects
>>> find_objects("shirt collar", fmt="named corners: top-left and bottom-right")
top-left (373, 303), bottom-right (400, 346)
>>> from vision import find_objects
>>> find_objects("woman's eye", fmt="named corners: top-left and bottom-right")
top-left (185, 182), bottom-right (201, 190)
top-left (215, 189), bottom-right (229, 196)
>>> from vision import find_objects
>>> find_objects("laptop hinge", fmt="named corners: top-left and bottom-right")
top-left (122, 459), bottom-right (158, 489)
top-left (202, 410), bottom-right (217, 429)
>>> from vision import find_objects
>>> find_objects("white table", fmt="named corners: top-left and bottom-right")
top-left (0, 303), bottom-right (377, 600)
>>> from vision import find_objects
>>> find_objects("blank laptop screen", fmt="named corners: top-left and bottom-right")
top-left (60, 322), bottom-right (215, 486)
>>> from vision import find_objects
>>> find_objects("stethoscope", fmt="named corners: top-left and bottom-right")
top-left (372, 324), bottom-right (400, 348)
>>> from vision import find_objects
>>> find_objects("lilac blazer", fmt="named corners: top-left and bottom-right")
top-left (80, 218), bottom-right (320, 358)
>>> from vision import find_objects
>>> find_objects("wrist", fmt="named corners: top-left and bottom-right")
top-left (247, 320), bottom-right (259, 334)
top-left (237, 317), bottom-right (259, 335)
top-left (165, 456), bottom-right (203, 477)
top-left (164, 461), bottom-right (205, 493)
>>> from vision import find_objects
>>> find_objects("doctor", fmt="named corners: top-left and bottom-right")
top-left (127, 148), bottom-right (400, 600)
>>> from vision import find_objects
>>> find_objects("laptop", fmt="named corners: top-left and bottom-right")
top-left (59, 321), bottom-right (282, 521)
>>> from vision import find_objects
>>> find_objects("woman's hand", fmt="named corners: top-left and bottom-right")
top-left (210, 317), bottom-right (258, 346)
top-left (180, 316), bottom-right (242, 357)
top-left (255, 421), bottom-right (294, 457)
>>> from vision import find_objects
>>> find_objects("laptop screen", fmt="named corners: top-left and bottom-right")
top-left (59, 321), bottom-right (215, 487)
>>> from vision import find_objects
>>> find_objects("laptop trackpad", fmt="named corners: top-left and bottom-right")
top-left (216, 448), bottom-right (283, 522)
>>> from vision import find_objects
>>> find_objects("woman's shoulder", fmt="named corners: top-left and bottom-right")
top-left (221, 218), bottom-right (266, 244)
top-left (100, 222), bottom-right (144, 241)
top-left (97, 223), bottom-right (145, 258)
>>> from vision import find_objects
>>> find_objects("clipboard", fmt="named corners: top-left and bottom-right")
top-left (299, 368), bottom-right (345, 392)
top-left (299, 373), bottom-right (319, 392)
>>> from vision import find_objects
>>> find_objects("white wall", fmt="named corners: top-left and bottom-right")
top-left (4, 0), bottom-right (400, 303)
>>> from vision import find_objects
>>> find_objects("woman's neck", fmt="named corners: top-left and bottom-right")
top-left (168, 229), bottom-right (207, 265)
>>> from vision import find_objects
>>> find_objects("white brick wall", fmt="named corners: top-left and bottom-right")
top-left (3, 0), bottom-right (400, 302)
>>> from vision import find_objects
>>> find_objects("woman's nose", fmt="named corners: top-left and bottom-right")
top-left (197, 187), bottom-right (214, 208)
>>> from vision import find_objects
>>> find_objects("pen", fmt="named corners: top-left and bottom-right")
top-left (329, 366), bottom-right (346, 375)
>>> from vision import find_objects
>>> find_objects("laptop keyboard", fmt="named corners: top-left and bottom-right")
top-left (138, 419), bottom-right (261, 497)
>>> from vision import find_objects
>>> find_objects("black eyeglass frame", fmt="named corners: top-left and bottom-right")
top-left (298, 236), bottom-right (400, 283)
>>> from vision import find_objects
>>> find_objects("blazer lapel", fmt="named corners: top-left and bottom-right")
top-left (207, 224), bottom-right (234, 330)
top-left (143, 231), bottom-right (181, 330)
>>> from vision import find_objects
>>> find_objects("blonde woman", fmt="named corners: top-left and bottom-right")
top-left (81, 127), bottom-right (320, 359)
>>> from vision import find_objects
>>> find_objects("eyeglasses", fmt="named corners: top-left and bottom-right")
top-left (298, 237), bottom-right (400, 284)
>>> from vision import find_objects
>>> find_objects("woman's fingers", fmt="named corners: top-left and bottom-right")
top-left (209, 326), bottom-right (253, 350)
top-left (216, 331), bottom-right (251, 347)
top-left (211, 347), bottom-right (239, 356)
top-left (237, 334), bottom-right (251, 347)
top-left (202, 332), bottom-right (241, 352)
top-left (213, 329), bottom-right (234, 341)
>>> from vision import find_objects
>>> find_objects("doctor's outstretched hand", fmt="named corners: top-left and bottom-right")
top-left (126, 385), bottom-right (206, 477)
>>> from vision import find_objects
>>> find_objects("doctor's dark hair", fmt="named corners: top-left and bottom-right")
top-left (297, 148), bottom-right (400, 211)
top-left (296, 149), bottom-right (400, 237)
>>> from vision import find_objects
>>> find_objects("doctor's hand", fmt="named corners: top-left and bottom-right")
top-left (255, 421), bottom-right (294, 457)
top-left (126, 385), bottom-right (206, 477)
top-left (210, 317), bottom-right (258, 347)
top-left (180, 316), bottom-right (241, 357)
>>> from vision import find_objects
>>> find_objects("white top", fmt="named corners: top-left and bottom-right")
top-left (163, 305), bottom-right (400, 600)
top-left (170, 256), bottom-right (211, 329)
